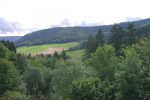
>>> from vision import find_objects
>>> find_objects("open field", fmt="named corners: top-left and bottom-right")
top-left (67, 49), bottom-right (85, 59)
top-left (17, 42), bottom-right (80, 54)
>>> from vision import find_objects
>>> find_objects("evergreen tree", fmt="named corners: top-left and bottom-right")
top-left (0, 43), bottom-right (9, 59)
top-left (0, 40), bottom-right (16, 53)
top-left (60, 50), bottom-right (67, 60)
top-left (54, 52), bottom-right (59, 59)
top-left (86, 36), bottom-right (97, 54)
top-left (16, 53), bottom-right (28, 74)
top-left (109, 24), bottom-right (124, 56)
top-left (0, 59), bottom-right (21, 96)
top-left (95, 29), bottom-right (104, 47)
top-left (127, 23), bottom-right (137, 46)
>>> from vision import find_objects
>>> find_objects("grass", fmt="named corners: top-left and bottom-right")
top-left (67, 49), bottom-right (85, 59)
top-left (17, 42), bottom-right (80, 54)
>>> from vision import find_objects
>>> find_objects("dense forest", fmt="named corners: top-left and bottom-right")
top-left (0, 23), bottom-right (150, 100)
top-left (16, 18), bottom-right (150, 46)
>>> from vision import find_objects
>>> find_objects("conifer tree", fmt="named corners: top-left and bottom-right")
top-left (95, 29), bottom-right (104, 47)
top-left (127, 23), bottom-right (137, 46)
top-left (109, 24), bottom-right (124, 56)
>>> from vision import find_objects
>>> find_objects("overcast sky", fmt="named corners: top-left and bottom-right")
top-left (0, 0), bottom-right (150, 36)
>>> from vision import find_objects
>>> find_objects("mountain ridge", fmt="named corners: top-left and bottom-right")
top-left (0, 36), bottom-right (22, 42)
top-left (16, 18), bottom-right (150, 46)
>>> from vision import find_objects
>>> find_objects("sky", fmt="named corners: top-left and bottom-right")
top-left (0, 0), bottom-right (150, 36)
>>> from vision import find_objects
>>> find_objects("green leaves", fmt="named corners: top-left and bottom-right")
top-left (2, 91), bottom-right (30, 100)
top-left (109, 24), bottom-right (124, 56)
top-left (51, 61), bottom-right (96, 100)
top-left (88, 45), bottom-right (117, 80)
top-left (0, 59), bottom-right (21, 96)
top-left (0, 43), bottom-right (9, 59)
top-left (127, 23), bottom-right (137, 46)
top-left (71, 77), bottom-right (116, 100)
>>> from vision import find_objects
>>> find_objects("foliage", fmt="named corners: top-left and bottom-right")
top-left (0, 59), bottom-right (21, 96)
top-left (71, 77), bottom-right (116, 100)
top-left (84, 29), bottom-right (105, 60)
top-left (127, 23), bottom-right (137, 46)
top-left (60, 50), bottom-right (67, 60)
top-left (115, 48), bottom-right (143, 100)
top-left (136, 23), bottom-right (150, 36)
top-left (95, 29), bottom-right (104, 47)
top-left (84, 36), bottom-right (97, 58)
top-left (109, 24), bottom-right (124, 56)
top-left (88, 45), bottom-right (117, 80)
top-left (53, 52), bottom-right (59, 59)
top-left (134, 37), bottom-right (150, 66)
top-left (0, 43), bottom-right (9, 59)
top-left (2, 91), bottom-right (30, 100)
top-left (0, 40), bottom-right (16, 53)
top-left (24, 67), bottom-right (46, 99)
top-left (29, 56), bottom-right (57, 69)
top-left (16, 53), bottom-right (28, 73)
top-left (51, 61), bottom-right (96, 100)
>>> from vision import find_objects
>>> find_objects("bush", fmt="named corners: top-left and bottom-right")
top-left (88, 45), bottom-right (117, 80)
top-left (51, 61), bottom-right (96, 100)
top-left (2, 91), bottom-right (30, 100)
top-left (24, 67), bottom-right (45, 97)
top-left (71, 77), bottom-right (116, 100)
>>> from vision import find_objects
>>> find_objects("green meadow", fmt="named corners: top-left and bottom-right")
top-left (67, 49), bottom-right (84, 59)
top-left (17, 42), bottom-right (80, 54)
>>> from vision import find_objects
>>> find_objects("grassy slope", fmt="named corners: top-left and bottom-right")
top-left (17, 42), bottom-right (80, 54)
top-left (67, 49), bottom-right (84, 59)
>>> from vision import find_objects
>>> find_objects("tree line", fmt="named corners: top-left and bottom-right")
top-left (84, 23), bottom-right (138, 58)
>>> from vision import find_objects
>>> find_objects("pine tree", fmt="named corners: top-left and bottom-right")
top-left (127, 23), bottom-right (136, 46)
top-left (95, 29), bottom-right (104, 47)
top-left (85, 36), bottom-right (97, 54)
top-left (109, 24), bottom-right (124, 56)
top-left (54, 52), bottom-right (59, 59)
top-left (60, 50), bottom-right (67, 60)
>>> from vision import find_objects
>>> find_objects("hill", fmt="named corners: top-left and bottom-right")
top-left (0, 36), bottom-right (22, 42)
top-left (16, 18), bottom-right (150, 46)
top-left (136, 23), bottom-right (150, 36)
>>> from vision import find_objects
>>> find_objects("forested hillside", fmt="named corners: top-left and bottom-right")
top-left (16, 18), bottom-right (150, 46)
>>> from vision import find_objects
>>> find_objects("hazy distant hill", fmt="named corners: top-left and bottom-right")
top-left (136, 23), bottom-right (150, 36)
top-left (0, 36), bottom-right (22, 42)
top-left (16, 18), bottom-right (150, 46)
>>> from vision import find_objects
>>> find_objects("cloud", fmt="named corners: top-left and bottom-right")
top-left (0, 17), bottom-right (36, 36)
top-left (50, 19), bottom-right (71, 28)
top-left (60, 19), bottom-right (71, 26)
top-left (0, 17), bottom-right (23, 34)
top-left (50, 19), bottom-right (104, 28)
top-left (79, 21), bottom-right (104, 26)
top-left (124, 17), bottom-right (142, 22)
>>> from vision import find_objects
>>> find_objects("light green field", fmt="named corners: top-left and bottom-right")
top-left (17, 42), bottom-right (80, 54)
top-left (67, 49), bottom-right (85, 59)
